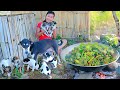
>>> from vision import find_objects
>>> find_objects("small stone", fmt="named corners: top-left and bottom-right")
top-left (116, 66), bottom-right (120, 74)
top-left (20, 74), bottom-right (29, 79)
top-left (69, 70), bottom-right (76, 76)
top-left (74, 72), bottom-right (93, 79)
top-left (66, 64), bottom-right (73, 69)
top-left (63, 74), bottom-right (68, 78)
top-left (74, 73), bottom-right (80, 79)
top-left (108, 62), bottom-right (119, 69)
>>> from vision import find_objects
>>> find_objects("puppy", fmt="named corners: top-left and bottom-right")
top-left (49, 58), bottom-right (57, 69)
top-left (43, 52), bottom-right (54, 62)
top-left (39, 61), bottom-right (52, 79)
top-left (18, 38), bottom-right (61, 64)
top-left (22, 58), bottom-right (39, 72)
top-left (41, 21), bottom-right (57, 37)
top-left (43, 52), bottom-right (57, 69)
top-left (11, 56), bottom-right (23, 73)
top-left (0, 59), bottom-right (13, 77)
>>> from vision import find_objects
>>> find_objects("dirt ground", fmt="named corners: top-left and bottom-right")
top-left (27, 62), bottom-right (74, 79)
top-left (0, 62), bottom-right (73, 79)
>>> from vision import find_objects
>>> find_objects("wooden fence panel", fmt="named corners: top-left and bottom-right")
top-left (0, 13), bottom-right (36, 60)
top-left (17, 15), bottom-right (24, 60)
top-left (0, 17), bottom-right (9, 59)
top-left (1, 16), bottom-right (11, 59)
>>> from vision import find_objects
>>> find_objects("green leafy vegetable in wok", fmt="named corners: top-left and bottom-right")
top-left (65, 42), bottom-right (117, 66)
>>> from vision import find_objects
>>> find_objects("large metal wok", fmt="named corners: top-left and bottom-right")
top-left (60, 43), bottom-right (120, 72)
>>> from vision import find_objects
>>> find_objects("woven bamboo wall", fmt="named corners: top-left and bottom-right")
top-left (10, 11), bottom-right (90, 38)
top-left (32, 11), bottom-right (90, 38)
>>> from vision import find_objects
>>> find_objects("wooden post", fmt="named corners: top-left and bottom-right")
top-left (112, 11), bottom-right (120, 37)
top-left (88, 12), bottom-right (90, 40)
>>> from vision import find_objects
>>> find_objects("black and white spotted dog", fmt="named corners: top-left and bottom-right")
top-left (41, 21), bottom-right (57, 37)
top-left (11, 56), bottom-right (24, 73)
top-left (18, 38), bottom-right (61, 64)
top-left (43, 52), bottom-right (57, 69)
top-left (22, 58), bottom-right (39, 71)
top-left (0, 58), bottom-right (13, 77)
top-left (38, 52), bottom-right (57, 79)
top-left (39, 61), bottom-right (52, 79)
top-left (43, 52), bottom-right (54, 62)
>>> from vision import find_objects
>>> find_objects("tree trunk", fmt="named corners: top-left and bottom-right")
top-left (112, 11), bottom-right (120, 37)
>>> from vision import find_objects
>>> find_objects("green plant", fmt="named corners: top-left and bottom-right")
top-left (56, 34), bottom-right (62, 40)
top-left (78, 34), bottom-right (89, 42)
top-left (12, 67), bottom-right (24, 79)
top-left (67, 39), bottom-right (76, 46)
top-left (78, 35), bottom-right (84, 42)
top-left (90, 11), bottom-right (114, 35)
top-left (100, 34), bottom-right (119, 48)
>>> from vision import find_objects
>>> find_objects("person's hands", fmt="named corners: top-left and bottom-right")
top-left (41, 29), bottom-right (45, 34)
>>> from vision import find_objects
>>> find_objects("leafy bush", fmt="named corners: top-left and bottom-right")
top-left (90, 11), bottom-right (115, 35)
top-left (67, 39), bottom-right (76, 46)
top-left (100, 34), bottom-right (119, 48)
top-left (56, 34), bottom-right (62, 40)
top-left (12, 67), bottom-right (24, 79)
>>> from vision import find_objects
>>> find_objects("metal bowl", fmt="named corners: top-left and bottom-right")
top-left (60, 43), bottom-right (120, 72)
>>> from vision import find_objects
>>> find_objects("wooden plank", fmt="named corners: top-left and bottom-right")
top-left (0, 17), bottom-right (8, 59)
top-left (26, 14), bottom-right (31, 38)
top-left (58, 11), bottom-right (62, 37)
top-left (69, 12), bottom-right (74, 38)
top-left (24, 14), bottom-right (31, 39)
top-left (0, 17), bottom-right (5, 43)
top-left (16, 15), bottom-right (21, 60)
top-left (0, 46), bottom-right (3, 60)
top-left (11, 11), bottom-right (32, 15)
top-left (64, 12), bottom-right (73, 38)
top-left (8, 16), bottom-right (14, 57)
top-left (21, 15), bottom-right (27, 38)
top-left (1, 16), bottom-right (11, 59)
top-left (21, 14), bottom-right (27, 39)
top-left (28, 14), bottom-right (32, 39)
top-left (13, 15), bottom-right (21, 59)
top-left (19, 15), bottom-right (26, 59)
top-left (1, 16), bottom-right (9, 59)
top-left (78, 13), bottom-right (81, 34)
top-left (17, 15), bottom-right (24, 60)
top-left (33, 14), bottom-right (37, 40)
top-left (12, 16), bottom-right (19, 57)
top-left (67, 12), bottom-right (70, 29)
top-left (8, 16), bottom-right (15, 56)
top-left (1, 16), bottom-right (8, 43)
top-left (5, 17), bottom-right (14, 59)
top-left (8, 16), bottom-right (17, 57)
top-left (14, 15), bottom-right (21, 57)
top-left (22, 15), bottom-right (30, 59)
top-left (62, 11), bottom-right (67, 38)
top-left (29, 14), bottom-right (36, 41)
top-left (76, 13), bottom-right (80, 37)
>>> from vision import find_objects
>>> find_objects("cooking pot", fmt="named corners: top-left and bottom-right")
top-left (60, 43), bottom-right (120, 72)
